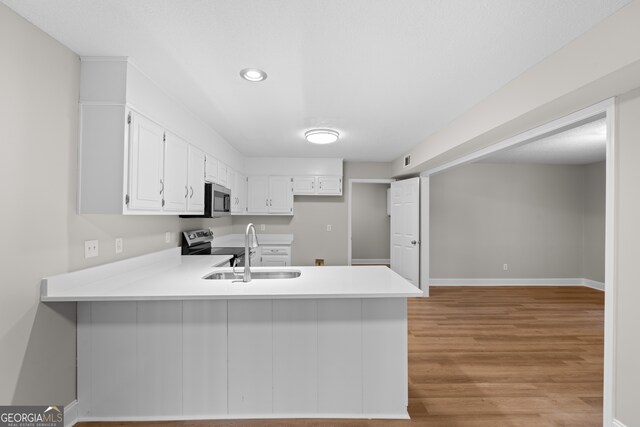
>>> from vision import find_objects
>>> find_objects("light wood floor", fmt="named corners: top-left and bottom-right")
top-left (78, 286), bottom-right (604, 427)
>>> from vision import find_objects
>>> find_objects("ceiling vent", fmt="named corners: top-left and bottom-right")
top-left (404, 155), bottom-right (411, 167)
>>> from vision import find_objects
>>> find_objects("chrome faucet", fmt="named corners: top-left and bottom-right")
top-left (243, 223), bottom-right (259, 282)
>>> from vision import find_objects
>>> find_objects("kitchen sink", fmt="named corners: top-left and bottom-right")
top-left (203, 270), bottom-right (301, 280)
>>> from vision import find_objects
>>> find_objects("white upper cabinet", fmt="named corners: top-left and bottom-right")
top-left (247, 176), bottom-right (293, 215)
top-left (230, 172), bottom-right (247, 215)
top-left (248, 176), bottom-right (269, 214)
top-left (269, 177), bottom-right (294, 214)
top-left (292, 176), bottom-right (316, 195)
top-left (237, 173), bottom-right (248, 213)
top-left (187, 146), bottom-right (205, 213)
top-left (205, 154), bottom-right (218, 183)
top-left (77, 58), bottom-right (241, 215)
top-left (163, 132), bottom-right (189, 212)
top-left (218, 161), bottom-right (228, 188)
top-left (292, 175), bottom-right (342, 196)
top-left (317, 176), bottom-right (342, 195)
top-left (127, 112), bottom-right (165, 211)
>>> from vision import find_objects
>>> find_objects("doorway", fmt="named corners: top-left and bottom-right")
top-left (419, 98), bottom-right (615, 425)
top-left (347, 179), bottom-right (394, 266)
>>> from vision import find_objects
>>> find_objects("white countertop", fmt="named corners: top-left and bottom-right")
top-left (212, 233), bottom-right (293, 247)
top-left (41, 248), bottom-right (421, 302)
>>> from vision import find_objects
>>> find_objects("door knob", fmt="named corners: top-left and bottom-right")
top-left (411, 240), bottom-right (417, 245)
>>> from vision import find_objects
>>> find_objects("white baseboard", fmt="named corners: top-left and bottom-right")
top-left (352, 258), bottom-right (390, 265)
top-left (613, 419), bottom-right (628, 427)
top-left (78, 412), bottom-right (409, 421)
top-left (430, 277), bottom-right (604, 291)
top-left (64, 400), bottom-right (78, 427)
top-left (582, 278), bottom-right (606, 291)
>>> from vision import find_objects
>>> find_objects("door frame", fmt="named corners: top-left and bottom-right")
top-left (419, 98), bottom-right (616, 426)
top-left (347, 178), bottom-right (395, 266)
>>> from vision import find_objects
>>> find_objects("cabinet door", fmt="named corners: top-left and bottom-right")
top-left (269, 176), bottom-right (294, 214)
top-left (293, 176), bottom-right (317, 195)
top-left (187, 146), bottom-right (205, 213)
top-left (317, 176), bottom-right (342, 195)
top-left (228, 169), bottom-right (239, 213)
top-left (248, 176), bottom-right (269, 214)
top-left (127, 112), bottom-right (165, 211)
top-left (205, 154), bottom-right (218, 183)
top-left (218, 162), bottom-right (228, 187)
top-left (163, 133), bottom-right (188, 212)
top-left (237, 173), bottom-right (248, 213)
top-left (261, 255), bottom-right (287, 267)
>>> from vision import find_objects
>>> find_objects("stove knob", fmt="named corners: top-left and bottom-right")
top-left (189, 234), bottom-right (196, 239)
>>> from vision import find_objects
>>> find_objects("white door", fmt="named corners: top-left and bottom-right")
top-left (187, 146), bottom-right (205, 213)
top-left (127, 112), bottom-right (165, 211)
top-left (248, 176), bottom-right (269, 213)
top-left (390, 178), bottom-right (420, 286)
top-left (163, 133), bottom-right (188, 212)
top-left (269, 176), bottom-right (293, 214)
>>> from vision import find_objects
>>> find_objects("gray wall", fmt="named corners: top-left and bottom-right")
top-left (352, 183), bottom-right (391, 261)
top-left (233, 162), bottom-right (391, 266)
top-left (582, 161), bottom-right (606, 282)
top-left (0, 4), bottom-right (231, 405)
top-left (430, 162), bottom-right (605, 280)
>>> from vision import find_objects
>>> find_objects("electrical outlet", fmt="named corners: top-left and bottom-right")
top-left (260, 224), bottom-right (266, 231)
top-left (115, 238), bottom-right (123, 254)
top-left (165, 232), bottom-right (171, 243)
top-left (326, 225), bottom-right (332, 232)
top-left (503, 264), bottom-right (508, 271)
top-left (84, 240), bottom-right (99, 258)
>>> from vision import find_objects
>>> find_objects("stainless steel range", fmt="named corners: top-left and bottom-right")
top-left (181, 229), bottom-right (244, 267)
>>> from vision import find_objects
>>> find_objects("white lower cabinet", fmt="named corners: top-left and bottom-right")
top-left (260, 245), bottom-right (291, 266)
top-left (77, 298), bottom-right (408, 420)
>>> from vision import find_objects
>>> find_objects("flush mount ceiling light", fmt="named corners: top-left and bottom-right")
top-left (305, 128), bottom-right (340, 144)
top-left (239, 68), bottom-right (267, 82)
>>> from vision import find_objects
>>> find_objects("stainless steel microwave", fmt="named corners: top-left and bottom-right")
top-left (181, 183), bottom-right (230, 218)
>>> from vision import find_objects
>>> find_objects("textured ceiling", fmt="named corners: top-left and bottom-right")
top-left (481, 118), bottom-right (607, 165)
top-left (1, 0), bottom-right (631, 161)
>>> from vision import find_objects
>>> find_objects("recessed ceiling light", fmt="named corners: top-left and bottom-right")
top-left (240, 68), bottom-right (267, 82)
top-left (305, 129), bottom-right (340, 144)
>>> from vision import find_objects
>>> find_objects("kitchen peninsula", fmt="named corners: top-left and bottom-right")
top-left (42, 248), bottom-right (422, 421)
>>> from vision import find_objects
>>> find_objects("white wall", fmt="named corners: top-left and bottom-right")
top-left (392, 0), bottom-right (640, 177)
top-left (614, 88), bottom-right (640, 426)
top-left (232, 162), bottom-right (391, 266)
top-left (0, 4), bottom-right (232, 405)
top-left (351, 183), bottom-right (391, 261)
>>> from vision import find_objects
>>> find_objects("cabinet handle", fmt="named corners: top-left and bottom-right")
top-left (266, 199), bottom-right (268, 206)
top-left (159, 179), bottom-right (164, 194)
top-left (270, 199), bottom-right (272, 206)
top-left (184, 185), bottom-right (188, 198)
top-left (189, 186), bottom-right (194, 198)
